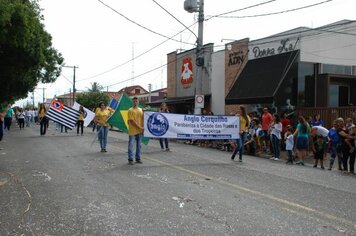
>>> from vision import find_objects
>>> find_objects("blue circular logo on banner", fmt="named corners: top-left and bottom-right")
top-left (147, 113), bottom-right (169, 136)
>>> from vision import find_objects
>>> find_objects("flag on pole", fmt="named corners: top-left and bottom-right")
top-left (46, 99), bottom-right (80, 129)
top-left (109, 97), bottom-right (119, 110)
top-left (72, 102), bottom-right (95, 127)
top-left (107, 94), bottom-right (149, 145)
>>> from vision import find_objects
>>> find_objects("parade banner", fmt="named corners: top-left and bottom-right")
top-left (144, 112), bottom-right (240, 139)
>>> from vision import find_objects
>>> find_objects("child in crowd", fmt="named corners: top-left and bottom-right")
top-left (285, 127), bottom-right (294, 164)
top-left (312, 135), bottom-right (326, 169)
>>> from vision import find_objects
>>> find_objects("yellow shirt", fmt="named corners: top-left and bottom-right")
top-left (95, 108), bottom-right (112, 126)
top-left (79, 111), bottom-right (84, 121)
top-left (239, 116), bottom-right (250, 133)
top-left (128, 107), bottom-right (143, 135)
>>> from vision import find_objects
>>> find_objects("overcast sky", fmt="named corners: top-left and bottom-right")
top-left (15, 0), bottom-right (355, 106)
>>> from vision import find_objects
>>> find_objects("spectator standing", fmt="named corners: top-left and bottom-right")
top-left (293, 116), bottom-right (311, 166)
top-left (280, 112), bottom-right (291, 150)
top-left (311, 114), bottom-right (324, 127)
top-left (159, 103), bottom-right (170, 151)
top-left (127, 97), bottom-right (144, 165)
top-left (285, 127), bottom-right (294, 164)
top-left (270, 113), bottom-right (282, 161)
top-left (261, 107), bottom-right (273, 153)
top-left (312, 135), bottom-right (326, 169)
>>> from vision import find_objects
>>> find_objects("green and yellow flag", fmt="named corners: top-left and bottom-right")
top-left (107, 94), bottom-right (149, 145)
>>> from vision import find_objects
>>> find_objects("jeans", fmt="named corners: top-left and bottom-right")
top-left (232, 132), bottom-right (247, 160)
top-left (128, 134), bottom-right (142, 161)
top-left (97, 126), bottom-right (108, 150)
top-left (329, 143), bottom-right (343, 169)
top-left (159, 138), bottom-right (169, 149)
top-left (25, 116), bottom-right (30, 127)
top-left (271, 134), bottom-right (280, 159)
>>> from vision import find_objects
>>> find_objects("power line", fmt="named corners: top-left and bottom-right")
top-left (97, 0), bottom-right (194, 46)
top-left (211, 0), bottom-right (333, 19)
top-left (79, 0), bottom-right (275, 82)
top-left (152, 0), bottom-right (198, 39)
top-left (205, 0), bottom-right (276, 21)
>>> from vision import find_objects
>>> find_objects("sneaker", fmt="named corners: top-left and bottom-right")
top-left (101, 149), bottom-right (105, 152)
top-left (273, 158), bottom-right (280, 161)
top-left (238, 159), bottom-right (242, 162)
top-left (269, 157), bottom-right (275, 160)
top-left (321, 166), bottom-right (325, 170)
top-left (328, 167), bottom-right (332, 171)
top-left (103, 149), bottom-right (107, 152)
top-left (135, 159), bottom-right (143, 164)
top-left (128, 160), bottom-right (134, 165)
top-left (231, 154), bottom-right (235, 160)
top-left (286, 161), bottom-right (293, 165)
top-left (165, 148), bottom-right (170, 151)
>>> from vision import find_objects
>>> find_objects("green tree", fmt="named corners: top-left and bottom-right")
top-left (77, 82), bottom-right (109, 110)
top-left (0, 0), bottom-right (64, 104)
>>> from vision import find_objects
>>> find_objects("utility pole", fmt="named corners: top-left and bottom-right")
top-left (184, 0), bottom-right (204, 114)
top-left (63, 65), bottom-right (78, 105)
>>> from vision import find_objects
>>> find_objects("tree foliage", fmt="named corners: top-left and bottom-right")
top-left (76, 82), bottom-right (109, 110)
top-left (0, 0), bottom-right (64, 104)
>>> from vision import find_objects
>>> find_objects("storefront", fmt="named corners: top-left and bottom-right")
top-left (225, 20), bottom-right (356, 116)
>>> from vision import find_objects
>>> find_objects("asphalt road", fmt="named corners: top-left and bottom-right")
top-left (0, 122), bottom-right (355, 236)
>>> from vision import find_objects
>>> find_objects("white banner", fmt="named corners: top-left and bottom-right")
top-left (144, 112), bottom-right (240, 139)
top-left (72, 102), bottom-right (95, 127)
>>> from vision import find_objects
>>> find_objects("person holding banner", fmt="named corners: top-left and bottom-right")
top-left (77, 105), bottom-right (85, 136)
top-left (127, 97), bottom-right (144, 165)
top-left (94, 102), bottom-right (114, 152)
top-left (159, 103), bottom-right (170, 151)
top-left (38, 103), bottom-right (47, 136)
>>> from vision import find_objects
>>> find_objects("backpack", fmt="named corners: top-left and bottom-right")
top-left (328, 128), bottom-right (340, 144)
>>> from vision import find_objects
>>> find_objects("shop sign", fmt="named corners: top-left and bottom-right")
top-left (249, 38), bottom-right (298, 59)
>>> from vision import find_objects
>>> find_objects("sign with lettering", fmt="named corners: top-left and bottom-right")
top-left (248, 38), bottom-right (299, 60)
top-left (144, 112), bottom-right (240, 139)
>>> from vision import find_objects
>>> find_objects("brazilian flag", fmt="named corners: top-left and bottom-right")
top-left (107, 94), bottom-right (149, 145)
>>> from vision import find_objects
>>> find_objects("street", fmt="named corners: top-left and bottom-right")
top-left (0, 123), bottom-right (355, 236)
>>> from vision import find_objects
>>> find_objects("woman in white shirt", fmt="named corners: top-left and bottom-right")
top-left (270, 113), bottom-right (282, 160)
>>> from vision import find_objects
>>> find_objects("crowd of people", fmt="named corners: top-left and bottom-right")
top-left (184, 106), bottom-right (355, 174)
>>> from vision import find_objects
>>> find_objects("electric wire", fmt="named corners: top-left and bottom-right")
top-left (79, 0), bottom-right (277, 82)
top-left (97, 0), bottom-right (194, 46)
top-left (212, 0), bottom-right (333, 19)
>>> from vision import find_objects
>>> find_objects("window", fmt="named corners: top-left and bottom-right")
top-left (321, 64), bottom-right (352, 75)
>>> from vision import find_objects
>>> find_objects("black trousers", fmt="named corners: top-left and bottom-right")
top-left (77, 120), bottom-right (84, 134)
top-left (40, 116), bottom-right (47, 135)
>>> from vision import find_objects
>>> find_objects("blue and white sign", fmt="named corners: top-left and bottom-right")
top-left (144, 112), bottom-right (240, 139)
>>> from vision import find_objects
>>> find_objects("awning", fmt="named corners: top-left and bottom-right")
top-left (225, 50), bottom-right (299, 104)
top-left (148, 95), bottom-right (211, 107)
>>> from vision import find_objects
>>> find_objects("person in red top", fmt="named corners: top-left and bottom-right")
top-left (280, 112), bottom-right (291, 150)
top-left (261, 107), bottom-right (273, 153)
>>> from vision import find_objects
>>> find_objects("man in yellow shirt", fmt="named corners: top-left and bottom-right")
top-left (127, 97), bottom-right (144, 165)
